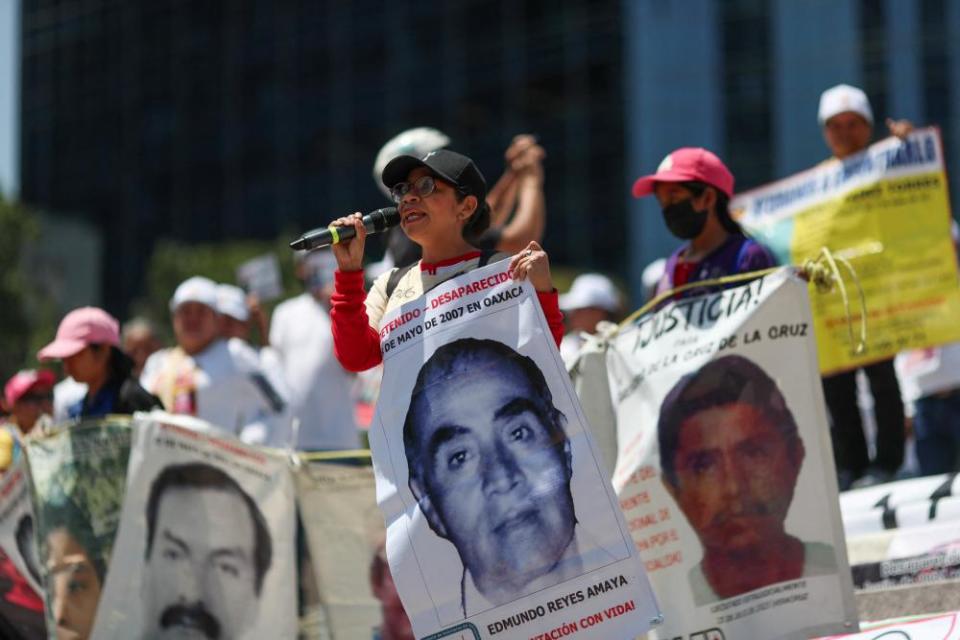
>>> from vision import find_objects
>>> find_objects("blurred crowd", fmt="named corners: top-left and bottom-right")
top-left (2, 82), bottom-right (960, 638)
top-left (3, 83), bottom-right (960, 490)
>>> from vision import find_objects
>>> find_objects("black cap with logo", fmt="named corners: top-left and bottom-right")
top-left (381, 149), bottom-right (488, 204)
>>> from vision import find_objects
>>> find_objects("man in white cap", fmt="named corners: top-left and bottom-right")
top-left (217, 282), bottom-right (291, 418)
top-left (558, 273), bottom-right (621, 364)
top-left (818, 83), bottom-right (913, 161)
top-left (216, 283), bottom-right (258, 342)
top-left (141, 276), bottom-right (289, 445)
top-left (817, 84), bottom-right (913, 489)
top-left (269, 251), bottom-right (358, 450)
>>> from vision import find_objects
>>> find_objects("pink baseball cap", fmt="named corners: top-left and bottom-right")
top-left (37, 306), bottom-right (121, 360)
top-left (632, 147), bottom-right (735, 199)
top-left (4, 369), bottom-right (56, 407)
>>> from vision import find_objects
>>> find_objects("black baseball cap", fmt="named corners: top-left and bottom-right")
top-left (382, 149), bottom-right (488, 204)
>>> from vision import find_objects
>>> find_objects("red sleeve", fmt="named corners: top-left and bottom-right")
top-left (330, 270), bottom-right (384, 372)
top-left (536, 289), bottom-right (565, 348)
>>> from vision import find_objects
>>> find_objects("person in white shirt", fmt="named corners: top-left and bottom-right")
top-left (216, 283), bottom-right (291, 417)
top-left (53, 377), bottom-right (87, 422)
top-left (269, 252), bottom-right (359, 451)
top-left (558, 273), bottom-right (621, 364)
top-left (141, 276), bottom-right (289, 445)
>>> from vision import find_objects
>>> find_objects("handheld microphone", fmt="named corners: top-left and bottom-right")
top-left (289, 207), bottom-right (400, 251)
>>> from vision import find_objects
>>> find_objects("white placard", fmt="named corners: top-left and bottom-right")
top-left (372, 263), bottom-right (660, 639)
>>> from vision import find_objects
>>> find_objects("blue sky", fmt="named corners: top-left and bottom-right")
top-left (0, 0), bottom-right (19, 198)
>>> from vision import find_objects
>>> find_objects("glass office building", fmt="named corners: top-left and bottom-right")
top-left (19, 0), bottom-right (627, 314)
top-left (625, 0), bottom-right (960, 301)
top-left (19, 0), bottom-right (960, 310)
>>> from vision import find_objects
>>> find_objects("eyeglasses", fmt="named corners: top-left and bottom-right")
top-left (390, 175), bottom-right (440, 203)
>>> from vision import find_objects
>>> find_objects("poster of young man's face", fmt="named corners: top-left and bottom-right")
top-left (389, 337), bottom-right (633, 623)
top-left (657, 354), bottom-right (837, 606)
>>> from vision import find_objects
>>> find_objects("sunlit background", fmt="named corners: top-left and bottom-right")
top-left (1, 0), bottom-right (959, 375)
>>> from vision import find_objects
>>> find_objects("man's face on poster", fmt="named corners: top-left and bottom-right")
top-left (665, 402), bottom-right (804, 554)
top-left (408, 356), bottom-right (575, 590)
top-left (142, 487), bottom-right (259, 639)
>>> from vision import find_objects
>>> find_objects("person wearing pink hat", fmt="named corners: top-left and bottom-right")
top-left (37, 307), bottom-right (161, 420)
top-left (0, 369), bottom-right (56, 472)
top-left (2, 369), bottom-right (54, 435)
top-left (632, 147), bottom-right (777, 296)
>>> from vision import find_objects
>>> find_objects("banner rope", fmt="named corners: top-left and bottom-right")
top-left (801, 247), bottom-right (867, 355)
top-left (616, 248), bottom-right (868, 353)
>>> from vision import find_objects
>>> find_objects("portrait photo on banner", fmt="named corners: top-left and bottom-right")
top-left (24, 419), bottom-right (133, 640)
top-left (0, 462), bottom-right (43, 596)
top-left (380, 321), bottom-right (635, 626)
top-left (656, 352), bottom-right (838, 607)
top-left (0, 460), bottom-right (46, 638)
top-left (90, 417), bottom-right (297, 640)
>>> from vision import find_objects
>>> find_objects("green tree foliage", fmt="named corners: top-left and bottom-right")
top-left (0, 196), bottom-right (45, 383)
top-left (132, 234), bottom-right (305, 343)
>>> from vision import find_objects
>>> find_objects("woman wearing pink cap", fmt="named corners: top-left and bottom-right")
top-left (632, 147), bottom-right (777, 296)
top-left (38, 307), bottom-right (161, 420)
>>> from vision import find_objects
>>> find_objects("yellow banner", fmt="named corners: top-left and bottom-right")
top-left (732, 128), bottom-right (960, 374)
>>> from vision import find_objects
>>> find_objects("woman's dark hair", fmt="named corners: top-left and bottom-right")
top-left (682, 181), bottom-right (742, 234)
top-left (89, 344), bottom-right (135, 385)
top-left (457, 191), bottom-right (491, 241)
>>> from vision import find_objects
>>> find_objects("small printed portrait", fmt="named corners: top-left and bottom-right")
top-left (41, 499), bottom-right (106, 640)
top-left (15, 514), bottom-right (41, 587)
top-left (658, 354), bottom-right (836, 606)
top-left (142, 462), bottom-right (273, 640)
top-left (404, 338), bottom-right (582, 617)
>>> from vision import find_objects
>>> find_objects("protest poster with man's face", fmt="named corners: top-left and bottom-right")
top-left (0, 460), bottom-right (46, 638)
top-left (605, 269), bottom-right (858, 639)
top-left (657, 354), bottom-right (827, 605)
top-left (90, 413), bottom-right (297, 640)
top-left (140, 462), bottom-right (272, 639)
top-left (371, 263), bottom-right (659, 639)
top-left (404, 338), bottom-right (580, 611)
top-left (25, 418), bottom-right (133, 640)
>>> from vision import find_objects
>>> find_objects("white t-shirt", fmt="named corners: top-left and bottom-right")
top-left (560, 332), bottom-right (586, 365)
top-left (269, 292), bottom-right (359, 450)
top-left (140, 338), bottom-right (289, 446)
top-left (53, 377), bottom-right (87, 422)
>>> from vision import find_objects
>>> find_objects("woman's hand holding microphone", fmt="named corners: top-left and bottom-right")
top-left (329, 213), bottom-right (368, 272)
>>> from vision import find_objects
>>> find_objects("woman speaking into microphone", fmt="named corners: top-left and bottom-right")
top-left (328, 149), bottom-right (563, 372)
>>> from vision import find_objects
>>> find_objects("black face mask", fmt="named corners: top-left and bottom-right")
top-left (661, 199), bottom-right (708, 240)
